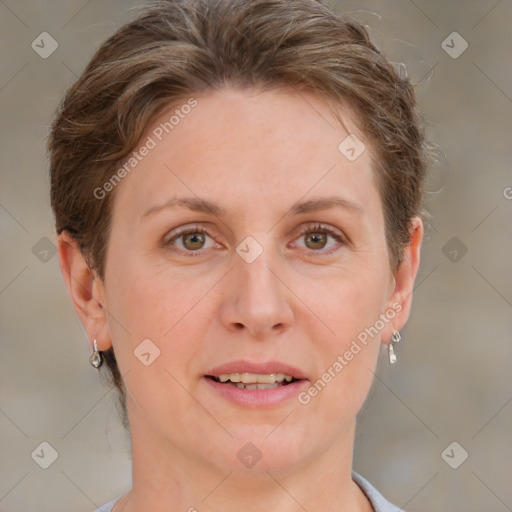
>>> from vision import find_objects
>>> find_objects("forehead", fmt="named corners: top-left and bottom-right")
top-left (111, 87), bottom-right (383, 226)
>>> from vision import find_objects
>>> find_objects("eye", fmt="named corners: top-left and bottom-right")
top-left (163, 222), bottom-right (346, 258)
top-left (292, 223), bottom-right (346, 255)
top-left (163, 224), bottom-right (220, 256)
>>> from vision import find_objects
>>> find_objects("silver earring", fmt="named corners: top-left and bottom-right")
top-left (89, 338), bottom-right (103, 369)
top-left (388, 330), bottom-right (401, 364)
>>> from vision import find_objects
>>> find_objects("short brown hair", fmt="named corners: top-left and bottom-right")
top-left (48, 0), bottom-right (434, 416)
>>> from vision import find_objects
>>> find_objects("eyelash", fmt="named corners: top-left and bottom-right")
top-left (163, 223), bottom-right (346, 257)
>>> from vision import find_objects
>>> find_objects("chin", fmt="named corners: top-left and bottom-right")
top-left (204, 426), bottom-right (312, 475)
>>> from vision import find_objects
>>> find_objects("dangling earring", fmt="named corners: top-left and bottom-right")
top-left (388, 330), bottom-right (401, 364)
top-left (89, 338), bottom-right (103, 369)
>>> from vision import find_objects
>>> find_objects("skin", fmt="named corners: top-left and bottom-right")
top-left (58, 87), bottom-right (423, 512)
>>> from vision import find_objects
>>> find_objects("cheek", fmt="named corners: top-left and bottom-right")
top-left (103, 264), bottom-right (213, 422)
top-left (105, 260), bottom-right (219, 371)
top-left (297, 263), bottom-right (389, 410)
top-left (298, 260), bottom-right (390, 345)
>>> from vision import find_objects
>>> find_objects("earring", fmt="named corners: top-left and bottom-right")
top-left (388, 330), bottom-right (401, 364)
top-left (89, 338), bottom-right (103, 369)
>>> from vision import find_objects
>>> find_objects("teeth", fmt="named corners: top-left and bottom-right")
top-left (217, 372), bottom-right (295, 384)
top-left (233, 382), bottom-right (280, 390)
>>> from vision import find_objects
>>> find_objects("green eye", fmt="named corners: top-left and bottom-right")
top-left (164, 225), bottom-right (215, 256)
top-left (295, 224), bottom-right (346, 255)
top-left (164, 223), bottom-right (346, 258)
top-left (181, 232), bottom-right (206, 250)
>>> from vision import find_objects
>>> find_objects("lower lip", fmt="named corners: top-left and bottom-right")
top-left (203, 377), bottom-right (309, 408)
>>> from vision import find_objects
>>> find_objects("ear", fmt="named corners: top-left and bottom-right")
top-left (381, 216), bottom-right (424, 344)
top-left (57, 231), bottom-right (112, 351)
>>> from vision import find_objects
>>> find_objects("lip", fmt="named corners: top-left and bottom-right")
top-left (203, 375), bottom-right (309, 408)
top-left (205, 360), bottom-right (308, 380)
top-left (203, 359), bottom-right (310, 409)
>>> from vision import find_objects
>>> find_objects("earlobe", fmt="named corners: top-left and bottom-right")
top-left (57, 231), bottom-right (112, 351)
top-left (382, 216), bottom-right (424, 342)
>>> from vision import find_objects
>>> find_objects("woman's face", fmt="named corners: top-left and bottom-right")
top-left (94, 87), bottom-right (417, 473)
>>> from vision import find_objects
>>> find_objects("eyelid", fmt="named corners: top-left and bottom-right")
top-left (295, 222), bottom-right (346, 241)
top-left (163, 223), bottom-right (210, 243)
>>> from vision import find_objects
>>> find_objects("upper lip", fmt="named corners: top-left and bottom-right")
top-left (205, 360), bottom-right (308, 380)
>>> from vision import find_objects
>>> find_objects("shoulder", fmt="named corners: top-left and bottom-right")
top-left (94, 498), bottom-right (119, 512)
top-left (352, 471), bottom-right (404, 512)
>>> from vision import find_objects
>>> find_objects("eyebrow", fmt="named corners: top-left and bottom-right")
top-left (141, 195), bottom-right (364, 220)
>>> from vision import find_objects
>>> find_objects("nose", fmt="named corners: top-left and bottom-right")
top-left (218, 245), bottom-right (294, 338)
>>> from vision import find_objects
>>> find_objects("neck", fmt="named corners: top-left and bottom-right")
top-left (113, 409), bottom-right (372, 512)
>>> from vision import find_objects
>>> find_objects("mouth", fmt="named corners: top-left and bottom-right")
top-left (205, 373), bottom-right (301, 390)
top-left (203, 361), bottom-right (309, 407)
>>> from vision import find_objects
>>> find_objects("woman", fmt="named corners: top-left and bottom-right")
top-left (48, 0), bottom-right (432, 510)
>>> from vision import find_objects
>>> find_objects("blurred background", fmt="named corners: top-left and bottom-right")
top-left (1, 1), bottom-right (511, 510)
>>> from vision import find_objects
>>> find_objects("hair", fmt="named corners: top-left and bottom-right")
top-left (48, 0), bottom-right (434, 419)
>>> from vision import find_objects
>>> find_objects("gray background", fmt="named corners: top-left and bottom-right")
top-left (1, 1), bottom-right (511, 511)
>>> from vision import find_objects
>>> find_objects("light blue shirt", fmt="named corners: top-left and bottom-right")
top-left (95, 472), bottom-right (403, 511)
